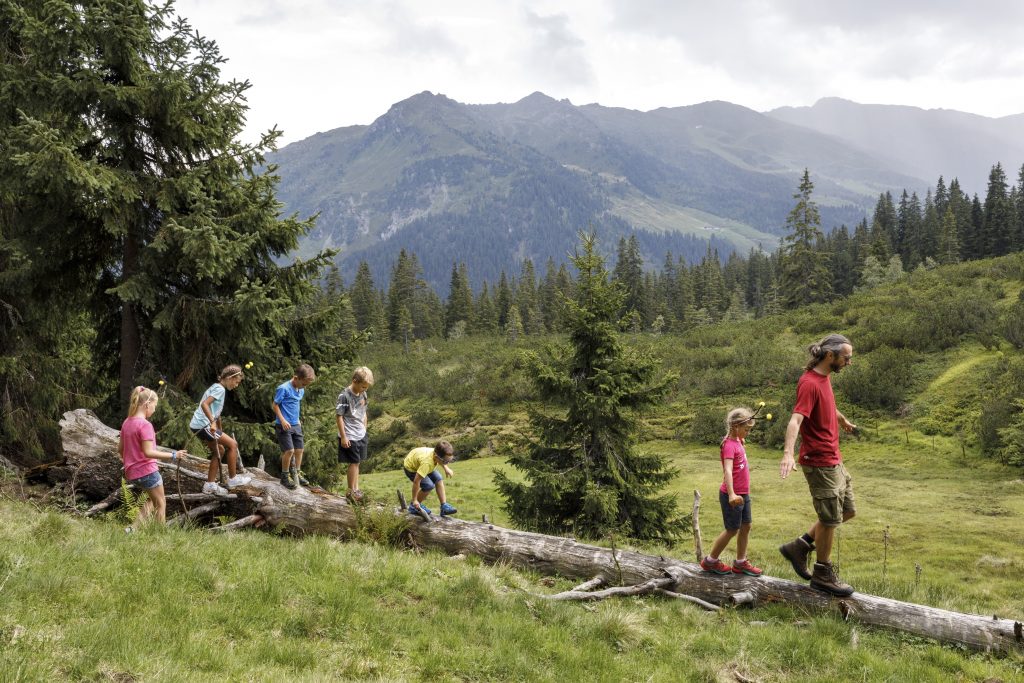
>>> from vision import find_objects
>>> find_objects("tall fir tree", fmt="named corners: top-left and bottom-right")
top-left (444, 262), bottom-right (474, 337)
top-left (494, 233), bottom-right (683, 542)
top-left (1, 0), bottom-right (335, 457)
top-left (983, 163), bottom-right (1013, 257)
top-left (779, 170), bottom-right (832, 307)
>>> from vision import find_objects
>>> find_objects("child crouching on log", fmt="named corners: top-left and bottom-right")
top-left (403, 441), bottom-right (457, 517)
top-left (701, 406), bottom-right (763, 577)
top-left (119, 386), bottom-right (188, 527)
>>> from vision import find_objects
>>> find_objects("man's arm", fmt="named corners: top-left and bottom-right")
top-left (780, 412), bottom-right (804, 479)
top-left (836, 410), bottom-right (856, 433)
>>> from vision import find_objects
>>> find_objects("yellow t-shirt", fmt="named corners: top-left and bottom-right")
top-left (404, 447), bottom-right (439, 477)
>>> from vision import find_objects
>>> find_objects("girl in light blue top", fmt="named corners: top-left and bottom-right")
top-left (190, 364), bottom-right (250, 494)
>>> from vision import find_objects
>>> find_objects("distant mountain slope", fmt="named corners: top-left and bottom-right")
top-left (767, 97), bottom-right (1024, 195)
top-left (270, 92), bottom-right (929, 289)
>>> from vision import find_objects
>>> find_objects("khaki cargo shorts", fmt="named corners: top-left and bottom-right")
top-left (801, 464), bottom-right (855, 527)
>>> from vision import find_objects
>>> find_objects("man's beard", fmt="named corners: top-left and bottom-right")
top-left (830, 360), bottom-right (844, 373)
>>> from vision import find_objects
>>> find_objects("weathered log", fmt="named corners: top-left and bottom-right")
top-left (60, 409), bottom-right (1024, 653)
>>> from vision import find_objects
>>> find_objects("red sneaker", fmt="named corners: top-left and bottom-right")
top-left (700, 556), bottom-right (732, 575)
top-left (732, 559), bottom-right (763, 577)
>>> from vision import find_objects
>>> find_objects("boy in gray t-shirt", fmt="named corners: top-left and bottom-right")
top-left (336, 366), bottom-right (374, 502)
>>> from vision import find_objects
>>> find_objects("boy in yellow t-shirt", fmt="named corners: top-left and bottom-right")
top-left (403, 441), bottom-right (457, 516)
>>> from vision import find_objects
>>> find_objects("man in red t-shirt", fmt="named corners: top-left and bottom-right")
top-left (778, 333), bottom-right (858, 596)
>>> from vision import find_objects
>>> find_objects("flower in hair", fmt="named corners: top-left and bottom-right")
top-left (245, 361), bottom-right (254, 369)
top-left (766, 413), bottom-right (773, 421)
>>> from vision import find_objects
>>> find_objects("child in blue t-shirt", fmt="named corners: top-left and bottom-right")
top-left (272, 363), bottom-right (316, 489)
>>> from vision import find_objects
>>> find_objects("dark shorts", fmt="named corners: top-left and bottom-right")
top-left (802, 464), bottom-right (855, 527)
top-left (719, 491), bottom-right (752, 530)
top-left (128, 471), bottom-right (163, 491)
top-left (191, 426), bottom-right (223, 443)
top-left (338, 435), bottom-right (369, 464)
top-left (275, 423), bottom-right (304, 452)
top-left (404, 468), bottom-right (442, 491)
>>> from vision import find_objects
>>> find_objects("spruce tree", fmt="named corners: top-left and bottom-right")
top-left (494, 233), bottom-right (684, 542)
top-left (1, 0), bottom-right (335, 454)
top-left (444, 262), bottom-right (474, 337)
top-left (779, 170), bottom-right (831, 307)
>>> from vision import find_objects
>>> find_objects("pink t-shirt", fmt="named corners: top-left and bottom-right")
top-left (719, 437), bottom-right (750, 495)
top-left (121, 416), bottom-right (158, 481)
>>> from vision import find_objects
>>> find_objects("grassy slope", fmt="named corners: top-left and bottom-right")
top-left (1, 495), bottom-right (1021, 682)
top-left (4, 257), bottom-right (1024, 681)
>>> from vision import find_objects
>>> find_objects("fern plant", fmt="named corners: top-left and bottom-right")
top-left (120, 479), bottom-right (144, 525)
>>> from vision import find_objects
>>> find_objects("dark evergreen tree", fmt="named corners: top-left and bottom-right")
top-left (444, 262), bottom-right (474, 337)
top-left (350, 261), bottom-right (383, 335)
top-left (937, 206), bottom-right (961, 265)
top-left (779, 170), bottom-right (831, 307)
top-left (1, 0), bottom-right (335, 457)
top-left (983, 163), bottom-right (1013, 257)
top-left (612, 235), bottom-right (645, 323)
top-left (494, 233), bottom-right (683, 542)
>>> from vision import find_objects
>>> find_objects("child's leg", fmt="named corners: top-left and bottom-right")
top-left (292, 448), bottom-right (304, 472)
top-left (347, 463), bottom-right (359, 492)
top-left (708, 528), bottom-right (737, 559)
top-left (137, 495), bottom-right (154, 525)
top-left (281, 449), bottom-right (293, 472)
top-left (736, 523), bottom-right (752, 560)
top-left (217, 433), bottom-right (240, 477)
top-left (205, 440), bottom-right (221, 482)
top-left (149, 484), bottom-right (167, 524)
top-left (434, 477), bottom-right (447, 505)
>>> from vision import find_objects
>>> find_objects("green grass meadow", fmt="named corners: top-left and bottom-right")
top-left (2, 424), bottom-right (1023, 681)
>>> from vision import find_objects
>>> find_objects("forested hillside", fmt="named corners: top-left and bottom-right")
top-left (270, 91), bottom-right (925, 289)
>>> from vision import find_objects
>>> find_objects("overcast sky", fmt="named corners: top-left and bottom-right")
top-left (176, 0), bottom-right (1024, 146)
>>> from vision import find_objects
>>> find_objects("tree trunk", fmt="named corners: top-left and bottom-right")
top-left (58, 409), bottom-right (1024, 654)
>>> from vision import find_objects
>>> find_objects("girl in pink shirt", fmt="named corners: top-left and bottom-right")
top-left (119, 386), bottom-right (188, 526)
top-left (700, 406), bottom-right (762, 577)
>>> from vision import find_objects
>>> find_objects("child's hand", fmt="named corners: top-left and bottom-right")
top-left (729, 494), bottom-right (744, 507)
top-left (443, 465), bottom-right (454, 478)
top-left (280, 420), bottom-right (292, 432)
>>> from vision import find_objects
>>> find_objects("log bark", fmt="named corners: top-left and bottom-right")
top-left (60, 409), bottom-right (1024, 653)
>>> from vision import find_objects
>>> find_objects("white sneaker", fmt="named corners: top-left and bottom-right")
top-left (202, 481), bottom-right (229, 496)
top-left (226, 474), bottom-right (251, 488)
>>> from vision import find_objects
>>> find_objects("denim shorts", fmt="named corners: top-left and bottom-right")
top-left (719, 491), bottom-right (752, 530)
top-left (275, 423), bottom-right (304, 452)
top-left (338, 436), bottom-right (369, 464)
top-left (128, 471), bottom-right (163, 491)
top-left (404, 468), bottom-right (442, 491)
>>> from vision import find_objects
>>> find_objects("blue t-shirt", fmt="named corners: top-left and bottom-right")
top-left (189, 383), bottom-right (226, 430)
top-left (274, 380), bottom-right (304, 426)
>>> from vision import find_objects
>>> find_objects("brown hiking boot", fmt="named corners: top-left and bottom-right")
top-left (779, 538), bottom-right (813, 580)
top-left (810, 561), bottom-right (854, 597)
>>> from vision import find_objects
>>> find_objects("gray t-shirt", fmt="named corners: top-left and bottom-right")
top-left (335, 386), bottom-right (368, 441)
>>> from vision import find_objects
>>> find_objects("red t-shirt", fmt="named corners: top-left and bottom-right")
top-left (793, 369), bottom-right (841, 467)
top-left (719, 437), bottom-right (750, 495)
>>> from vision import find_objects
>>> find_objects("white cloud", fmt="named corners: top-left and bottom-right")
top-left (173, 0), bottom-right (1024, 146)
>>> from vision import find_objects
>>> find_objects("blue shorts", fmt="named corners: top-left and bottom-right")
top-left (719, 491), bottom-right (752, 530)
top-left (129, 471), bottom-right (163, 491)
top-left (404, 468), bottom-right (442, 491)
top-left (275, 423), bottom-right (304, 452)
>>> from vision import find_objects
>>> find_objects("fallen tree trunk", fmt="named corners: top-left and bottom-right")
top-left (59, 409), bottom-right (1023, 653)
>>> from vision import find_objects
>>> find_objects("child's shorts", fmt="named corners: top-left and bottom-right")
top-left (719, 491), bottom-right (752, 530)
top-left (404, 468), bottom-right (442, 491)
top-left (338, 435), bottom-right (369, 464)
top-left (275, 424), bottom-right (304, 452)
top-left (128, 471), bottom-right (163, 491)
top-left (191, 426), bottom-right (223, 442)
